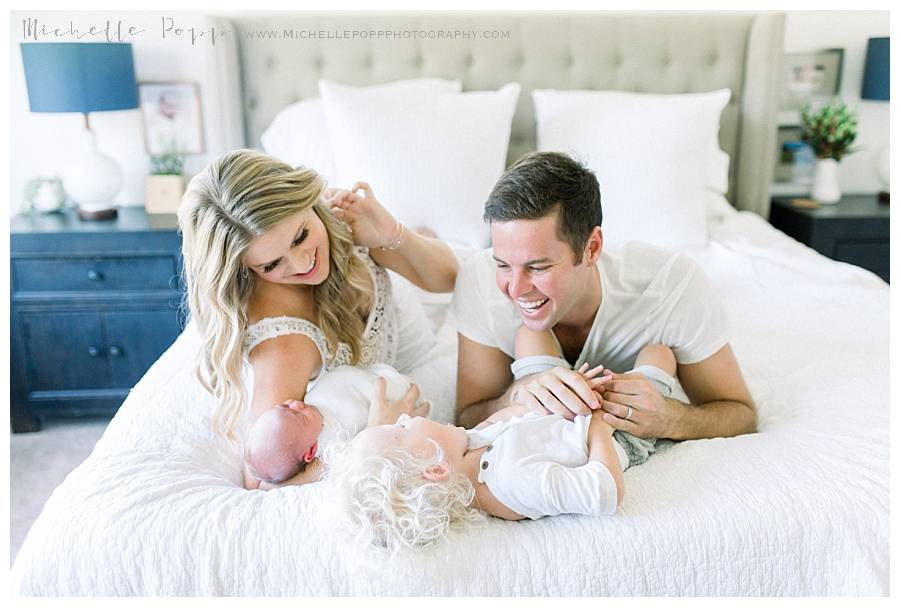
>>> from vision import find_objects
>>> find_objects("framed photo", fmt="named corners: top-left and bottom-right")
top-left (779, 48), bottom-right (844, 112)
top-left (139, 82), bottom-right (205, 155)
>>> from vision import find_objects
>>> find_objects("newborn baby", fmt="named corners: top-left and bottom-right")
top-left (244, 364), bottom-right (416, 485)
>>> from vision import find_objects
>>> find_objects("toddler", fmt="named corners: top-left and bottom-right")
top-left (244, 364), bottom-right (414, 485)
top-left (328, 331), bottom-right (676, 553)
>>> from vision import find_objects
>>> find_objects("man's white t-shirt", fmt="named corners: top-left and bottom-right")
top-left (452, 241), bottom-right (729, 373)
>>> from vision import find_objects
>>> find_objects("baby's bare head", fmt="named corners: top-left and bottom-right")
top-left (245, 400), bottom-right (324, 484)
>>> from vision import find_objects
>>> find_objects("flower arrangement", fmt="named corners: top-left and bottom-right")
top-left (22, 176), bottom-right (66, 214)
top-left (800, 100), bottom-right (859, 161)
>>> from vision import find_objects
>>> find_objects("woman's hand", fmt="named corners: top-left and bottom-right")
top-left (324, 182), bottom-right (399, 249)
top-left (367, 377), bottom-right (430, 427)
top-left (326, 182), bottom-right (458, 293)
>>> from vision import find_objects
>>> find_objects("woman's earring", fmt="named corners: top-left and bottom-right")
top-left (240, 266), bottom-right (250, 280)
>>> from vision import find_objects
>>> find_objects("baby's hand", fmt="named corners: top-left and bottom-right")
top-left (367, 377), bottom-right (430, 427)
top-left (578, 362), bottom-right (612, 395)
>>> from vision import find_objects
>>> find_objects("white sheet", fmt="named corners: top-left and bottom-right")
top-left (10, 209), bottom-right (889, 596)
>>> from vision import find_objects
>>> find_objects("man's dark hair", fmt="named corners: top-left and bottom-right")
top-left (483, 151), bottom-right (602, 260)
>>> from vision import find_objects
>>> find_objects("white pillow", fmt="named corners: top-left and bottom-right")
top-left (320, 81), bottom-right (521, 249)
top-left (532, 89), bottom-right (731, 248)
top-left (260, 78), bottom-right (462, 185)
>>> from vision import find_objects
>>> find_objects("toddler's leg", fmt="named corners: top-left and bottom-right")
top-left (510, 327), bottom-right (569, 382)
top-left (514, 326), bottom-right (563, 359)
top-left (634, 344), bottom-right (676, 376)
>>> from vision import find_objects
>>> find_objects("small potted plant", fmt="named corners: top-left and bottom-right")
top-left (22, 176), bottom-right (66, 215)
top-left (800, 100), bottom-right (858, 204)
top-left (145, 143), bottom-right (186, 214)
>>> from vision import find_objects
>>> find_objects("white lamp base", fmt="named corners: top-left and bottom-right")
top-left (62, 127), bottom-right (122, 220)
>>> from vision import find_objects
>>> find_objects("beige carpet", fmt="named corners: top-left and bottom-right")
top-left (9, 418), bottom-right (109, 564)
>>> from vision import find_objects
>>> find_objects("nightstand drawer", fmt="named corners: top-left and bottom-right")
top-left (12, 255), bottom-right (178, 293)
top-left (19, 309), bottom-right (111, 392)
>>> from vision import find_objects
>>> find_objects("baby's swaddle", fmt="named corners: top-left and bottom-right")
top-left (304, 364), bottom-right (411, 446)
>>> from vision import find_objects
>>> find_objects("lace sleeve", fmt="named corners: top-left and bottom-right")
top-left (244, 316), bottom-right (330, 367)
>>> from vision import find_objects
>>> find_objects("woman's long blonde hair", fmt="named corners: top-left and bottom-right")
top-left (178, 149), bottom-right (370, 440)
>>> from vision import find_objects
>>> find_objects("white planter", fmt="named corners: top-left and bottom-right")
top-left (145, 175), bottom-right (186, 214)
top-left (811, 158), bottom-right (842, 204)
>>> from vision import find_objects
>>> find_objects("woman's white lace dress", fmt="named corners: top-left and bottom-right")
top-left (244, 251), bottom-right (399, 377)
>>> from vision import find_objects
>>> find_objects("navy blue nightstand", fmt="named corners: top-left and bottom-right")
top-left (769, 195), bottom-right (890, 283)
top-left (10, 207), bottom-right (186, 432)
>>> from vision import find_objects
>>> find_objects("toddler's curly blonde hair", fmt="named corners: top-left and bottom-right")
top-left (325, 439), bottom-right (484, 555)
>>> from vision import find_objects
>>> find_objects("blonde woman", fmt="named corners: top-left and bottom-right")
top-left (177, 149), bottom-right (458, 489)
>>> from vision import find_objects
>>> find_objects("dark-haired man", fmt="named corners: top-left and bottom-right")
top-left (453, 152), bottom-right (755, 442)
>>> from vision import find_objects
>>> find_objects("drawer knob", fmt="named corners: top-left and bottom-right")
top-left (87, 269), bottom-right (103, 281)
top-left (107, 345), bottom-right (122, 357)
top-left (87, 346), bottom-right (101, 358)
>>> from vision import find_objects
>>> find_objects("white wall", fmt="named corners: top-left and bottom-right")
top-left (9, 11), bottom-right (235, 215)
top-left (8, 10), bottom-right (891, 215)
top-left (783, 11), bottom-right (890, 194)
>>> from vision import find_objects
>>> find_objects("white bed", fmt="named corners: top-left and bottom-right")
top-left (10, 12), bottom-right (889, 596)
top-left (11, 206), bottom-right (889, 595)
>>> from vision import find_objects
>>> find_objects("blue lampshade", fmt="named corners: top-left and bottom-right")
top-left (861, 37), bottom-right (889, 101)
top-left (20, 43), bottom-right (138, 114)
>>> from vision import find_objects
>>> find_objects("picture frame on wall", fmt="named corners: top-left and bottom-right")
top-left (139, 82), bottom-right (205, 155)
top-left (779, 48), bottom-right (845, 112)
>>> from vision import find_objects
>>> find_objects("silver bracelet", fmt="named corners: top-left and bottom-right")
top-left (380, 221), bottom-right (405, 251)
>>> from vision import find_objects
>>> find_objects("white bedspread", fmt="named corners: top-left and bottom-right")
top-left (10, 210), bottom-right (889, 596)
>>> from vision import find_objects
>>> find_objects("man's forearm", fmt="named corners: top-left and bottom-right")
top-left (457, 372), bottom-right (531, 428)
top-left (664, 397), bottom-right (757, 441)
top-left (458, 395), bottom-right (507, 429)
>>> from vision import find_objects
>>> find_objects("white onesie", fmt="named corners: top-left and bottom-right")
top-left (304, 364), bottom-right (411, 447)
top-left (466, 413), bottom-right (630, 520)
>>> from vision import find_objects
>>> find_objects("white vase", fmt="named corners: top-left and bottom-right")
top-left (811, 158), bottom-right (842, 204)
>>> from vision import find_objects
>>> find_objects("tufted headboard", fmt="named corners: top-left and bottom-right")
top-left (204, 12), bottom-right (784, 217)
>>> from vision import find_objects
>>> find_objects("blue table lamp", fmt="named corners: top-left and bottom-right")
top-left (20, 43), bottom-right (139, 220)
top-left (861, 37), bottom-right (890, 203)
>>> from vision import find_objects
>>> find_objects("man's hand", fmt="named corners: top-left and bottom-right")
top-left (513, 364), bottom-right (608, 420)
top-left (595, 370), bottom-right (682, 439)
top-left (367, 377), bottom-right (430, 427)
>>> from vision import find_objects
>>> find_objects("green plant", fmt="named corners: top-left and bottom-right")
top-left (800, 100), bottom-right (859, 161)
top-left (150, 144), bottom-right (184, 176)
